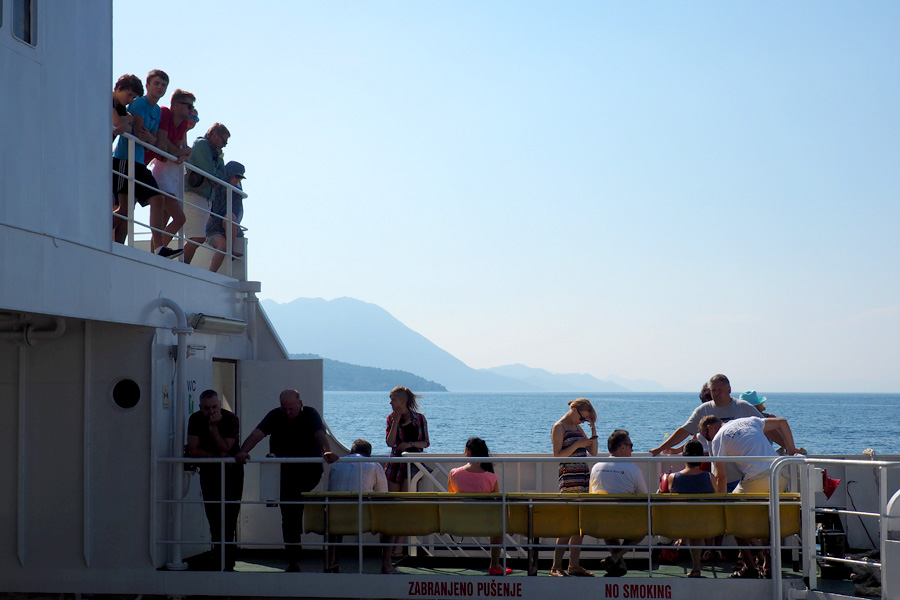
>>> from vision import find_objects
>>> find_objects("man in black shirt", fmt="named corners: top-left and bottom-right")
top-left (187, 389), bottom-right (243, 570)
top-left (236, 389), bottom-right (338, 572)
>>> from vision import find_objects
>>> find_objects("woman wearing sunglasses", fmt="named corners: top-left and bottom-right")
top-left (549, 398), bottom-right (599, 577)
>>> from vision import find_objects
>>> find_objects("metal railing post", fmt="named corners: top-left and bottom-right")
top-left (126, 139), bottom-right (135, 246)
top-left (225, 186), bottom-right (233, 277)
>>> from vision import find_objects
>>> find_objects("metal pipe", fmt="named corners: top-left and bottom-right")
top-left (0, 316), bottom-right (66, 344)
top-left (242, 291), bottom-right (259, 360)
top-left (17, 345), bottom-right (26, 566)
top-left (157, 298), bottom-right (192, 570)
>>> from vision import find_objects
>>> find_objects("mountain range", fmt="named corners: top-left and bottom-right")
top-left (290, 353), bottom-right (447, 392)
top-left (261, 297), bottom-right (666, 392)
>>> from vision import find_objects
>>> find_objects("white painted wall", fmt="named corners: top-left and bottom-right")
top-left (0, 1), bottom-right (111, 248)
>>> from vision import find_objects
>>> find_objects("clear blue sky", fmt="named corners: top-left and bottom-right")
top-left (114, 1), bottom-right (900, 392)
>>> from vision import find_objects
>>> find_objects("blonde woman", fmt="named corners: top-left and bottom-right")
top-left (384, 386), bottom-right (430, 563)
top-left (549, 398), bottom-right (599, 577)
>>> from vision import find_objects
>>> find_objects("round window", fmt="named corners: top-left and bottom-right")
top-left (111, 378), bottom-right (141, 410)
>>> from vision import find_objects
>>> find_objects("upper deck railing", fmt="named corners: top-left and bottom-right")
top-left (112, 133), bottom-right (249, 279)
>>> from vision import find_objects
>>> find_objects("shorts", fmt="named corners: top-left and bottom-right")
top-left (113, 158), bottom-right (160, 208)
top-left (148, 158), bottom-right (183, 200)
top-left (733, 470), bottom-right (789, 494)
top-left (183, 190), bottom-right (210, 239)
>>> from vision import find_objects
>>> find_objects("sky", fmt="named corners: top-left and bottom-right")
top-left (113, 1), bottom-right (900, 393)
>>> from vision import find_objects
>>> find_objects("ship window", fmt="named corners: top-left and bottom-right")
top-left (13, 0), bottom-right (37, 46)
top-left (111, 378), bottom-right (141, 410)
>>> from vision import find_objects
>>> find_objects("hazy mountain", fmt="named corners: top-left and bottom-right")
top-left (262, 297), bottom-right (536, 391)
top-left (482, 364), bottom-right (630, 392)
top-left (290, 353), bottom-right (447, 392)
top-left (263, 297), bottom-right (665, 393)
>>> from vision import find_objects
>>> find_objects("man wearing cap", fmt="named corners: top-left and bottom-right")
top-left (650, 374), bottom-right (765, 491)
top-left (206, 160), bottom-right (247, 272)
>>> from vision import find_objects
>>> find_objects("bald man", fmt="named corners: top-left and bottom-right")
top-left (237, 390), bottom-right (338, 572)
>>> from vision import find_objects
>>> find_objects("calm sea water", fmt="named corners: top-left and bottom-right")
top-left (324, 392), bottom-right (900, 457)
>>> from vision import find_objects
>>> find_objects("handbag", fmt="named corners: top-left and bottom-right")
top-left (187, 170), bottom-right (205, 188)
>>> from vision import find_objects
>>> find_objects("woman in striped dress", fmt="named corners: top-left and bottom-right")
top-left (549, 398), bottom-right (599, 577)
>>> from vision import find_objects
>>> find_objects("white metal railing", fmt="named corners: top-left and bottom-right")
top-left (112, 133), bottom-right (248, 278)
top-left (154, 453), bottom-right (816, 579)
top-left (769, 456), bottom-right (900, 600)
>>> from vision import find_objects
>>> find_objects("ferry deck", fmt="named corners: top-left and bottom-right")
top-left (1, 2), bottom-right (899, 599)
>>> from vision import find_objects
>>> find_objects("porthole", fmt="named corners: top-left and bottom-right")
top-left (110, 378), bottom-right (141, 410)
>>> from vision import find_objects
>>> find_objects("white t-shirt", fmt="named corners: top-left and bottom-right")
top-left (709, 417), bottom-right (777, 482)
top-left (684, 399), bottom-right (760, 483)
top-left (328, 454), bottom-right (389, 493)
top-left (589, 460), bottom-right (649, 494)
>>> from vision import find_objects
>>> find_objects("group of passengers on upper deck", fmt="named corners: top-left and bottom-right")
top-left (186, 375), bottom-right (803, 579)
top-left (112, 69), bottom-right (247, 272)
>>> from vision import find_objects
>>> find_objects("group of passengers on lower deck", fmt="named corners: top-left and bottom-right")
top-left (112, 69), bottom-right (247, 271)
top-left (185, 374), bottom-right (803, 578)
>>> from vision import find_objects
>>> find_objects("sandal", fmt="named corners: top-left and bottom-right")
top-left (728, 565), bottom-right (759, 579)
top-left (549, 567), bottom-right (568, 577)
top-left (688, 568), bottom-right (702, 578)
top-left (567, 565), bottom-right (595, 577)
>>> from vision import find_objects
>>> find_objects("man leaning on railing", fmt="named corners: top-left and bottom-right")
top-left (112, 69), bottom-right (177, 256)
top-left (206, 161), bottom-right (247, 272)
top-left (183, 123), bottom-right (229, 264)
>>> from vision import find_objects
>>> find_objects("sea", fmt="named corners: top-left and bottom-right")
top-left (324, 391), bottom-right (900, 457)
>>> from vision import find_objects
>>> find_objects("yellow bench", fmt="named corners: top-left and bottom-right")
top-left (302, 491), bottom-right (801, 541)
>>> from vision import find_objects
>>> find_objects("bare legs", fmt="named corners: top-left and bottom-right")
top-left (551, 535), bottom-right (584, 575)
top-left (183, 236), bottom-right (206, 264)
top-left (388, 479), bottom-right (409, 559)
top-left (113, 194), bottom-right (130, 244)
top-left (148, 194), bottom-right (184, 252)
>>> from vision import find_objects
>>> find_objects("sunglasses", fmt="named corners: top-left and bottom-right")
top-left (177, 101), bottom-right (195, 110)
top-left (189, 115), bottom-right (199, 123)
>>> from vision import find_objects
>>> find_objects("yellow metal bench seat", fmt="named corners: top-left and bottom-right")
top-left (302, 491), bottom-right (801, 541)
top-left (304, 492), bottom-right (374, 535)
top-left (650, 493), bottom-right (727, 539)
top-left (578, 494), bottom-right (650, 540)
top-left (505, 493), bottom-right (581, 538)
top-left (438, 494), bottom-right (506, 537)
top-left (723, 493), bottom-right (801, 538)
top-left (368, 492), bottom-right (443, 536)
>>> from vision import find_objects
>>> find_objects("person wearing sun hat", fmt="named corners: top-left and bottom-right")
top-left (740, 390), bottom-right (773, 417)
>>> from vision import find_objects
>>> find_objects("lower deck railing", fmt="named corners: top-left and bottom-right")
top-left (153, 454), bottom-right (900, 600)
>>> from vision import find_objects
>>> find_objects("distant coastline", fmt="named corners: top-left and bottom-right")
top-left (291, 353), bottom-right (446, 391)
